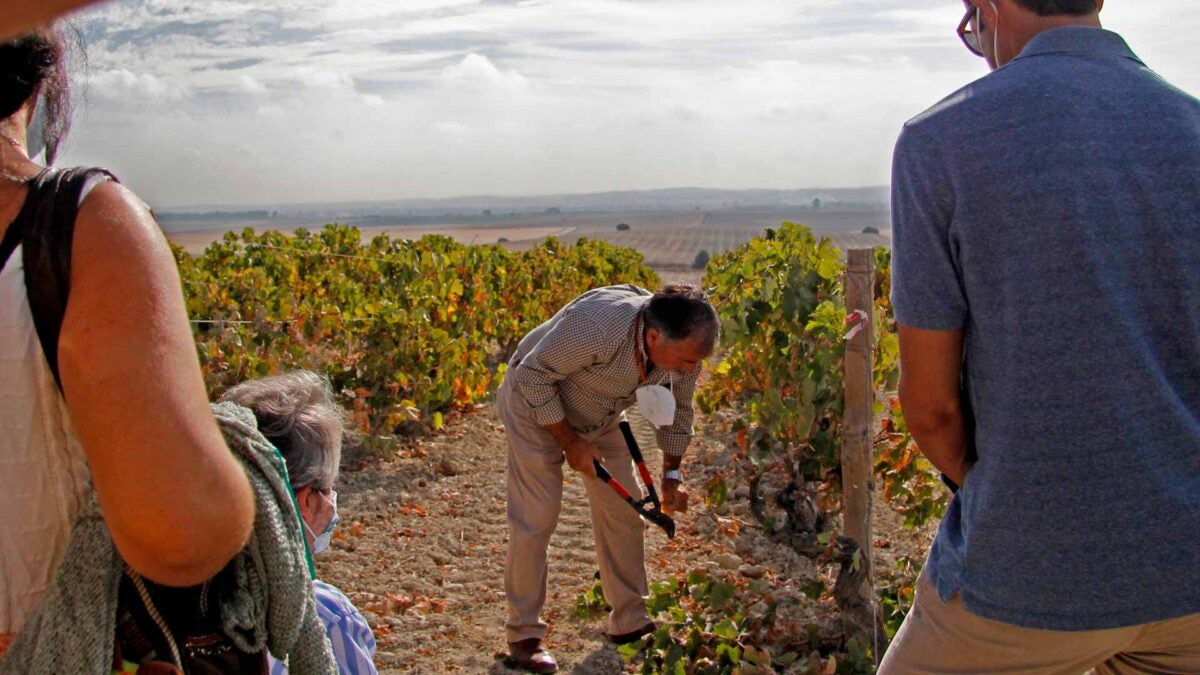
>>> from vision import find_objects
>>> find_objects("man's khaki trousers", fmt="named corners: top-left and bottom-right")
top-left (498, 380), bottom-right (651, 644)
top-left (880, 567), bottom-right (1200, 674)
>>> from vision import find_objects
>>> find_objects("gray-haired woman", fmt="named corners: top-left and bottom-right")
top-left (222, 371), bottom-right (378, 675)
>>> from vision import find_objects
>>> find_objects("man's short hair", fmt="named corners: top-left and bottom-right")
top-left (644, 283), bottom-right (719, 352)
top-left (1013, 0), bottom-right (1098, 15)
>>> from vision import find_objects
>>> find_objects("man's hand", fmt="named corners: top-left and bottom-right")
top-left (544, 420), bottom-right (601, 478)
top-left (661, 479), bottom-right (689, 514)
top-left (562, 436), bottom-right (602, 478)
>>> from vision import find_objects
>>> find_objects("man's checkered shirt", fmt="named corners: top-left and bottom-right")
top-left (507, 285), bottom-right (700, 456)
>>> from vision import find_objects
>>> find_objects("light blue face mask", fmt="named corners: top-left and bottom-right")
top-left (303, 490), bottom-right (339, 554)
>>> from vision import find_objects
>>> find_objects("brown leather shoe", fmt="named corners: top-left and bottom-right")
top-left (508, 638), bottom-right (558, 673)
top-left (608, 621), bottom-right (656, 645)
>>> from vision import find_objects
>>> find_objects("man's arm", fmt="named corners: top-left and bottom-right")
top-left (510, 308), bottom-right (609, 475)
top-left (890, 122), bottom-right (971, 488)
top-left (654, 368), bottom-right (699, 462)
top-left (897, 325), bottom-right (971, 486)
top-left (511, 308), bottom-right (605, 427)
top-left (655, 369), bottom-right (700, 512)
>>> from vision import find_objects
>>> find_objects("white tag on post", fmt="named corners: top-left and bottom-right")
top-left (843, 309), bottom-right (868, 341)
top-left (636, 383), bottom-right (676, 428)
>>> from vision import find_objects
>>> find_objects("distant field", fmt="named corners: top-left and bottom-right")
top-left (168, 223), bottom-right (576, 255)
top-left (561, 209), bottom-right (890, 268)
top-left (163, 207), bottom-right (891, 272)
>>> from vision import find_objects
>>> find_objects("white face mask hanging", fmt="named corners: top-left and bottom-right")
top-left (633, 310), bottom-right (676, 428)
top-left (636, 372), bottom-right (676, 428)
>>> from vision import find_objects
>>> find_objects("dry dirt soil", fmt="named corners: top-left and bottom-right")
top-left (319, 406), bottom-right (935, 674)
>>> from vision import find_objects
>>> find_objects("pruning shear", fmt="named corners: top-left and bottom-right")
top-left (593, 420), bottom-right (676, 539)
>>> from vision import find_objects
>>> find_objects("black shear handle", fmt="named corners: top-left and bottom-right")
top-left (618, 421), bottom-right (661, 506)
top-left (618, 421), bottom-right (646, 463)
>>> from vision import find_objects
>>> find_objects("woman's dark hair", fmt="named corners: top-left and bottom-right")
top-left (1014, 0), bottom-right (1098, 15)
top-left (0, 28), bottom-right (72, 164)
top-left (644, 283), bottom-right (719, 352)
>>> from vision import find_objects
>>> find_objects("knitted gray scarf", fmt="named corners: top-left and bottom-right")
top-left (0, 402), bottom-right (337, 674)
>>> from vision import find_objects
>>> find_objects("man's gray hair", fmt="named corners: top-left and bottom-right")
top-left (220, 370), bottom-right (344, 491)
top-left (643, 283), bottom-right (720, 352)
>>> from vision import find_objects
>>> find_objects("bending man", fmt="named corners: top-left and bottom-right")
top-left (499, 284), bottom-right (718, 673)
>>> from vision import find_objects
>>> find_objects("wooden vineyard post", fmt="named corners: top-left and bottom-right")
top-left (842, 249), bottom-right (874, 568)
top-left (841, 248), bottom-right (883, 655)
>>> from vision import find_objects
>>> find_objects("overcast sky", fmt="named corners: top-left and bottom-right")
top-left (57, 0), bottom-right (1197, 208)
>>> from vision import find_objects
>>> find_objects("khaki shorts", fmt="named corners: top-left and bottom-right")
top-left (879, 568), bottom-right (1200, 674)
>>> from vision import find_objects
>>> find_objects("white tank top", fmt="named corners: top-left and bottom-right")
top-left (0, 245), bottom-right (90, 634)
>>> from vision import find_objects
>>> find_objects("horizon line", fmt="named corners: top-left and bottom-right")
top-left (152, 183), bottom-right (891, 213)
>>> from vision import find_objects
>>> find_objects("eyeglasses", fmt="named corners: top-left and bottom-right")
top-left (958, 5), bottom-right (984, 57)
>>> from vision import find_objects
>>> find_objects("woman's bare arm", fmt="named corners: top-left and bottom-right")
top-left (0, 0), bottom-right (108, 40)
top-left (58, 180), bottom-right (254, 587)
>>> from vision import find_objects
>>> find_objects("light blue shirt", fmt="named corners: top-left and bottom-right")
top-left (891, 27), bottom-right (1200, 630)
top-left (269, 580), bottom-right (377, 675)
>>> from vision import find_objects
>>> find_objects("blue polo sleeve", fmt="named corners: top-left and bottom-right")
top-left (890, 123), bottom-right (968, 331)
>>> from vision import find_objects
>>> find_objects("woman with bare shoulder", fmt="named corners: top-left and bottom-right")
top-left (0, 25), bottom-right (254, 656)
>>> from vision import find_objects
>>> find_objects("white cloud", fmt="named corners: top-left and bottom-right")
top-left (237, 75), bottom-right (268, 95)
top-left (60, 0), bottom-right (1200, 207)
top-left (441, 53), bottom-right (529, 93)
top-left (293, 66), bottom-right (355, 92)
top-left (87, 68), bottom-right (190, 104)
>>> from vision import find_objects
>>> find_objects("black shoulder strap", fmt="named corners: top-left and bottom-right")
top-left (0, 210), bottom-right (24, 272)
top-left (0, 168), bottom-right (48, 276)
top-left (20, 166), bottom-right (118, 392)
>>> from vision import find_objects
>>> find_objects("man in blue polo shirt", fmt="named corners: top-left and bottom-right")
top-left (880, 0), bottom-right (1200, 672)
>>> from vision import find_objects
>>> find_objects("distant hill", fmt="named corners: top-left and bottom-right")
top-left (153, 185), bottom-right (889, 228)
top-left (156, 210), bottom-right (273, 223)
